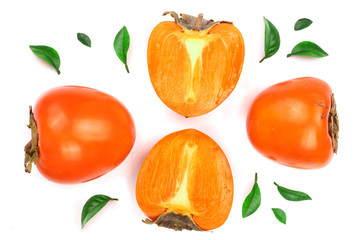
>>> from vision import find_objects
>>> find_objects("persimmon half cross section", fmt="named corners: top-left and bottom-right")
top-left (136, 129), bottom-right (234, 231)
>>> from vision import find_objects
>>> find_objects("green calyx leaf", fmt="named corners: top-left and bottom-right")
top-left (81, 194), bottom-right (118, 229)
top-left (274, 182), bottom-right (312, 201)
top-left (77, 33), bottom-right (92, 47)
top-left (272, 208), bottom-right (287, 224)
top-left (29, 45), bottom-right (61, 74)
top-left (294, 18), bottom-right (313, 31)
top-left (242, 173), bottom-right (261, 218)
top-left (114, 26), bottom-right (130, 73)
top-left (260, 17), bottom-right (280, 63)
top-left (287, 41), bottom-right (328, 58)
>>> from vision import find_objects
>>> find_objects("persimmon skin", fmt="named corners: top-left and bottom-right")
top-left (147, 17), bottom-right (245, 117)
top-left (246, 77), bottom-right (336, 169)
top-left (32, 86), bottom-right (135, 184)
top-left (135, 129), bottom-right (233, 231)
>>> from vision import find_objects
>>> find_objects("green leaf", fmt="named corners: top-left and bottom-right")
top-left (77, 33), bottom-right (91, 47)
top-left (29, 45), bottom-right (61, 74)
top-left (242, 173), bottom-right (261, 218)
top-left (81, 194), bottom-right (118, 229)
top-left (274, 182), bottom-right (312, 201)
top-left (294, 18), bottom-right (313, 31)
top-left (287, 41), bottom-right (328, 58)
top-left (272, 208), bottom-right (287, 224)
top-left (114, 26), bottom-right (130, 73)
top-left (260, 17), bottom-right (280, 63)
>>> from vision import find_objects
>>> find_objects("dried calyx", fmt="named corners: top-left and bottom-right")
top-left (329, 94), bottom-right (339, 153)
top-left (143, 211), bottom-right (202, 231)
top-left (163, 11), bottom-right (232, 32)
top-left (24, 106), bottom-right (39, 173)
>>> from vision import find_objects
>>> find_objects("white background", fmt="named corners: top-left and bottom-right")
top-left (1, 0), bottom-right (359, 239)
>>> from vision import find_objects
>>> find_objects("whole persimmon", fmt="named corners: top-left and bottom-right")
top-left (24, 86), bottom-right (136, 184)
top-left (136, 129), bottom-right (233, 231)
top-left (148, 11), bottom-right (245, 117)
top-left (246, 77), bottom-right (339, 169)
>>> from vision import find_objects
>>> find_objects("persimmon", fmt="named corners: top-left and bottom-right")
top-left (147, 11), bottom-right (245, 117)
top-left (24, 86), bottom-right (136, 184)
top-left (135, 129), bottom-right (233, 231)
top-left (246, 77), bottom-right (339, 169)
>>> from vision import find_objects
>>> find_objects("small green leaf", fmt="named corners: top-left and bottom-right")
top-left (294, 18), bottom-right (313, 31)
top-left (260, 17), bottom-right (280, 63)
top-left (272, 208), bottom-right (287, 224)
top-left (242, 173), bottom-right (261, 218)
top-left (81, 194), bottom-right (118, 229)
top-left (287, 41), bottom-right (328, 58)
top-left (274, 182), bottom-right (312, 201)
top-left (77, 33), bottom-right (91, 47)
top-left (29, 45), bottom-right (61, 74)
top-left (114, 26), bottom-right (130, 73)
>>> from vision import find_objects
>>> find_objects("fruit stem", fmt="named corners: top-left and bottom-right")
top-left (24, 106), bottom-right (39, 173)
top-left (143, 211), bottom-right (202, 231)
top-left (194, 13), bottom-right (204, 31)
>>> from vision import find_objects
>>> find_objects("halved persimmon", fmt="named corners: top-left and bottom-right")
top-left (147, 11), bottom-right (245, 117)
top-left (135, 129), bottom-right (233, 231)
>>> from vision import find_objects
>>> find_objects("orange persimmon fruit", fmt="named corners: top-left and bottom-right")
top-left (147, 11), bottom-right (245, 117)
top-left (135, 129), bottom-right (233, 231)
top-left (246, 77), bottom-right (339, 169)
top-left (24, 86), bottom-right (135, 184)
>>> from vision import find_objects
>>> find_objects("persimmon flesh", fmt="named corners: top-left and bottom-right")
top-left (246, 77), bottom-right (339, 169)
top-left (148, 12), bottom-right (245, 117)
top-left (135, 129), bottom-right (233, 231)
